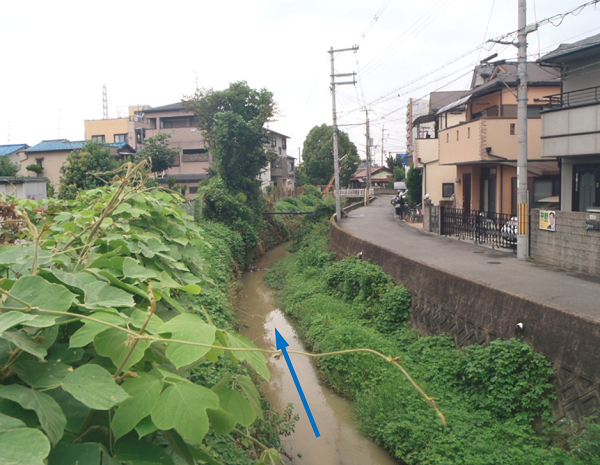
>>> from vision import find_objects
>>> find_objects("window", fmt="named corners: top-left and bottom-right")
top-left (136, 129), bottom-right (145, 144)
top-left (36, 158), bottom-right (44, 169)
top-left (271, 137), bottom-right (277, 147)
top-left (114, 133), bottom-right (128, 143)
top-left (189, 186), bottom-right (198, 194)
top-left (510, 123), bottom-right (515, 135)
top-left (289, 160), bottom-right (295, 173)
top-left (160, 116), bottom-right (195, 129)
top-left (147, 118), bottom-right (157, 129)
top-left (278, 147), bottom-right (282, 154)
top-left (282, 138), bottom-right (287, 150)
top-left (92, 135), bottom-right (105, 143)
top-left (442, 183), bottom-right (454, 198)
top-left (182, 149), bottom-right (209, 163)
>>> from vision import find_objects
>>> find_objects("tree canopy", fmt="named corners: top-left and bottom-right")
top-left (183, 81), bottom-right (277, 198)
top-left (405, 164), bottom-right (423, 204)
top-left (301, 124), bottom-right (360, 187)
top-left (58, 141), bottom-right (120, 199)
top-left (137, 133), bottom-right (180, 174)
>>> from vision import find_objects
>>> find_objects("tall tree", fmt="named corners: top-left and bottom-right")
top-left (137, 133), bottom-right (180, 174)
top-left (405, 164), bottom-right (423, 204)
top-left (182, 81), bottom-right (277, 198)
top-left (301, 124), bottom-right (360, 187)
top-left (58, 141), bottom-right (120, 199)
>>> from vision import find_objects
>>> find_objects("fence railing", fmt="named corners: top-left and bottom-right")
top-left (440, 207), bottom-right (517, 250)
top-left (545, 85), bottom-right (600, 110)
top-left (339, 189), bottom-right (365, 197)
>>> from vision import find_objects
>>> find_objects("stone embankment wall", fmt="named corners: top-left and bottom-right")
top-left (329, 218), bottom-right (600, 425)
top-left (530, 208), bottom-right (600, 276)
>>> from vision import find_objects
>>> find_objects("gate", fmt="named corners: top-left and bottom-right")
top-left (430, 205), bottom-right (440, 234)
top-left (440, 207), bottom-right (516, 250)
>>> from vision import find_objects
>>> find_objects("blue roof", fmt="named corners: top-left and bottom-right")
top-left (0, 144), bottom-right (28, 156)
top-left (25, 139), bottom-right (86, 153)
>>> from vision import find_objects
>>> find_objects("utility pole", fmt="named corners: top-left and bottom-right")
top-left (365, 109), bottom-right (371, 206)
top-left (381, 125), bottom-right (385, 167)
top-left (516, 0), bottom-right (530, 260)
top-left (329, 46), bottom-right (359, 223)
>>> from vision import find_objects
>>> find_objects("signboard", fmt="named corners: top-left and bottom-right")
top-left (540, 210), bottom-right (556, 231)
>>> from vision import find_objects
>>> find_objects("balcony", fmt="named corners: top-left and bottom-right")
top-left (544, 85), bottom-right (600, 111)
top-left (439, 118), bottom-right (543, 165)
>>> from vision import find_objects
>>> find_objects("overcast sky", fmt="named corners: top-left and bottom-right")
top-left (2, 0), bottom-right (599, 164)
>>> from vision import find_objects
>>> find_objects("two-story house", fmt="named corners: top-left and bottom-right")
top-left (438, 63), bottom-right (561, 216)
top-left (540, 33), bottom-right (600, 213)
top-left (412, 91), bottom-right (469, 204)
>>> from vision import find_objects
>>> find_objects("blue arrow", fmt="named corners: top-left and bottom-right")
top-left (275, 328), bottom-right (321, 438)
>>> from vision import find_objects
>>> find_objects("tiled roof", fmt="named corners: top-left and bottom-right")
top-left (0, 144), bottom-right (28, 156)
top-left (25, 139), bottom-right (86, 153)
top-left (541, 33), bottom-right (600, 62)
top-left (158, 173), bottom-right (208, 183)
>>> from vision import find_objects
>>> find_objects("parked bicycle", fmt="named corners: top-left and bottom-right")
top-left (404, 203), bottom-right (423, 223)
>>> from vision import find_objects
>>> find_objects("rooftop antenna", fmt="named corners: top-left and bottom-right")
top-left (103, 84), bottom-right (109, 119)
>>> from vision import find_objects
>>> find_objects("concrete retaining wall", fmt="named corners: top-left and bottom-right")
top-left (329, 219), bottom-right (600, 424)
top-left (531, 208), bottom-right (600, 276)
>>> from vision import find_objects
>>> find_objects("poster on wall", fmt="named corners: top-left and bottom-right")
top-left (540, 210), bottom-right (556, 231)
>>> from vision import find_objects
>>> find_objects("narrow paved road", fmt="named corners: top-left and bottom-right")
top-left (339, 197), bottom-right (600, 320)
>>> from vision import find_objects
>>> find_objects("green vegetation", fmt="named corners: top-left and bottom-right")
top-left (405, 163), bottom-right (422, 204)
top-left (25, 164), bottom-right (43, 175)
top-left (0, 162), bottom-right (291, 464)
top-left (265, 220), bottom-right (599, 464)
top-left (137, 133), bottom-right (181, 175)
top-left (301, 124), bottom-right (360, 186)
top-left (0, 156), bottom-right (20, 176)
top-left (58, 141), bottom-right (121, 200)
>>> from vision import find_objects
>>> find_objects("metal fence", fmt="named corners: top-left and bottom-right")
top-left (440, 207), bottom-right (517, 250)
top-left (546, 85), bottom-right (600, 110)
top-left (430, 205), bottom-right (440, 234)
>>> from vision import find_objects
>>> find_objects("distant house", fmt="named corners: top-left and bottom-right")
top-left (349, 166), bottom-right (392, 189)
top-left (84, 106), bottom-right (151, 151)
top-left (23, 140), bottom-right (135, 190)
top-left (0, 144), bottom-right (29, 171)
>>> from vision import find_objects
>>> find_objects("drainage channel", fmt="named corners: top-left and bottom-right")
top-left (236, 243), bottom-right (397, 465)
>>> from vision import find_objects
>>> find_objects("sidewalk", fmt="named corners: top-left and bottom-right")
top-left (339, 197), bottom-right (600, 321)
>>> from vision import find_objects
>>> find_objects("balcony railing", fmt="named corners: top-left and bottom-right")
top-left (545, 86), bottom-right (600, 110)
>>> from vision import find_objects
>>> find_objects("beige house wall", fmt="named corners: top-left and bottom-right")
top-left (85, 119), bottom-right (129, 143)
top-left (440, 118), bottom-right (543, 165)
top-left (19, 150), bottom-right (69, 188)
top-left (423, 161), bottom-right (457, 205)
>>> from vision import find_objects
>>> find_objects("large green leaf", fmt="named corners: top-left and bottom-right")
top-left (1, 330), bottom-right (47, 360)
top-left (236, 375), bottom-right (264, 420)
top-left (49, 268), bottom-right (98, 291)
top-left (45, 389), bottom-right (90, 434)
top-left (69, 312), bottom-right (126, 348)
top-left (0, 311), bottom-right (34, 333)
top-left (47, 442), bottom-right (105, 465)
top-left (0, 427), bottom-right (51, 465)
top-left (94, 328), bottom-right (150, 373)
top-left (151, 383), bottom-right (219, 444)
top-left (111, 373), bottom-right (163, 441)
top-left (82, 281), bottom-right (135, 310)
top-left (123, 257), bottom-right (159, 280)
top-left (130, 309), bottom-right (164, 335)
top-left (62, 365), bottom-right (130, 410)
top-left (158, 314), bottom-right (216, 369)
top-left (161, 429), bottom-right (195, 465)
top-left (2, 275), bottom-right (76, 315)
top-left (213, 387), bottom-right (256, 427)
top-left (134, 415), bottom-right (158, 439)
top-left (114, 431), bottom-right (174, 464)
top-left (0, 412), bottom-right (26, 431)
top-left (259, 449), bottom-right (282, 465)
top-left (0, 385), bottom-right (66, 445)
top-left (226, 332), bottom-right (270, 381)
top-left (206, 407), bottom-right (236, 435)
top-left (12, 361), bottom-right (71, 388)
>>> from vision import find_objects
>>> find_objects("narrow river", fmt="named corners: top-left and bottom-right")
top-left (236, 243), bottom-right (397, 465)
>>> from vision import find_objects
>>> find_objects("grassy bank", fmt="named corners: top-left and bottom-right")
top-left (265, 221), bottom-right (599, 464)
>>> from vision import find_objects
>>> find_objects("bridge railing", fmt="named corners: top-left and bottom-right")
top-left (339, 189), bottom-right (365, 197)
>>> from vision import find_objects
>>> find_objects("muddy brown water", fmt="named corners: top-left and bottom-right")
top-left (236, 243), bottom-right (397, 465)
